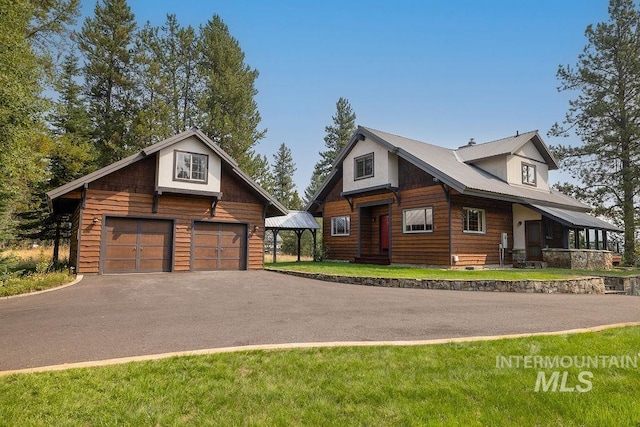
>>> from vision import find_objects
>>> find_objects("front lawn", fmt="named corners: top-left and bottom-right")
top-left (1, 327), bottom-right (639, 425)
top-left (0, 271), bottom-right (74, 297)
top-left (266, 261), bottom-right (640, 280)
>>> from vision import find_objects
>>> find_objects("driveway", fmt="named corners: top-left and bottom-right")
top-left (1, 271), bottom-right (639, 371)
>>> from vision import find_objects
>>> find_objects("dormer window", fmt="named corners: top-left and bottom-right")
top-left (175, 151), bottom-right (208, 183)
top-left (354, 153), bottom-right (374, 180)
top-left (521, 162), bottom-right (536, 186)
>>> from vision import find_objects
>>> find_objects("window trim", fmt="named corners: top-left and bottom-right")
top-left (354, 153), bottom-right (374, 181)
top-left (521, 162), bottom-right (537, 186)
top-left (173, 150), bottom-right (209, 184)
top-left (330, 215), bottom-right (351, 236)
top-left (462, 207), bottom-right (486, 234)
top-left (402, 207), bottom-right (434, 234)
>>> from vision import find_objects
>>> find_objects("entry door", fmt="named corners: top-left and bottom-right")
top-left (380, 214), bottom-right (390, 252)
top-left (192, 222), bottom-right (247, 270)
top-left (103, 217), bottom-right (173, 273)
top-left (525, 220), bottom-right (543, 261)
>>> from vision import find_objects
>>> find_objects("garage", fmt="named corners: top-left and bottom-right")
top-left (102, 217), bottom-right (173, 273)
top-left (192, 222), bottom-right (247, 270)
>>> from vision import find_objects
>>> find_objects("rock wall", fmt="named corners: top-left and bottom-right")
top-left (271, 269), bottom-right (606, 294)
top-left (543, 249), bottom-right (613, 270)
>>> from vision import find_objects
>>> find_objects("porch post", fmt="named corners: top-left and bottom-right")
top-left (295, 230), bottom-right (304, 262)
top-left (357, 207), bottom-right (362, 257)
top-left (312, 229), bottom-right (317, 261)
top-left (52, 219), bottom-right (61, 264)
top-left (272, 229), bottom-right (278, 263)
top-left (602, 230), bottom-right (608, 251)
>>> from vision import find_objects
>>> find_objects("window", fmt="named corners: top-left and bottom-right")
top-left (463, 207), bottom-right (486, 234)
top-left (521, 162), bottom-right (536, 186)
top-left (331, 215), bottom-right (350, 236)
top-left (403, 207), bottom-right (434, 233)
top-left (354, 153), bottom-right (374, 180)
top-left (175, 151), bottom-right (208, 182)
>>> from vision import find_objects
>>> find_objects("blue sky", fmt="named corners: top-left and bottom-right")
top-left (81, 0), bottom-right (610, 192)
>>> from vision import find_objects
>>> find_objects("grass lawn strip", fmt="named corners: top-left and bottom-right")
top-left (267, 261), bottom-right (640, 280)
top-left (0, 272), bottom-right (75, 298)
top-left (1, 326), bottom-right (639, 425)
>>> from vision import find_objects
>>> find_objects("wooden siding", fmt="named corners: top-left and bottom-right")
top-left (450, 194), bottom-right (513, 265)
top-left (78, 190), bottom-right (264, 273)
top-left (397, 158), bottom-right (439, 190)
top-left (91, 155), bottom-right (156, 195)
top-left (322, 186), bottom-right (451, 265)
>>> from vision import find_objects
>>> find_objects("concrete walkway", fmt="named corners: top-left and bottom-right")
top-left (1, 271), bottom-right (639, 371)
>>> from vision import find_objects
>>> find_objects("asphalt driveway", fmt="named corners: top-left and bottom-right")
top-left (1, 270), bottom-right (639, 371)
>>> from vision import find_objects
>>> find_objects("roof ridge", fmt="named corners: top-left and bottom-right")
top-left (458, 130), bottom-right (538, 149)
top-left (361, 126), bottom-right (452, 152)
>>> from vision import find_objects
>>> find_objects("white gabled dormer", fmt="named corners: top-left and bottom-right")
top-left (156, 135), bottom-right (222, 193)
top-left (456, 131), bottom-right (557, 192)
top-left (342, 135), bottom-right (398, 193)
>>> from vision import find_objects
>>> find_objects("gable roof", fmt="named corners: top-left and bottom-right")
top-left (265, 210), bottom-right (320, 230)
top-left (456, 131), bottom-right (559, 169)
top-left (47, 128), bottom-right (288, 216)
top-left (308, 126), bottom-right (587, 212)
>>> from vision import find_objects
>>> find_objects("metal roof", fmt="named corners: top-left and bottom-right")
top-left (265, 210), bottom-right (320, 230)
top-left (455, 131), bottom-right (559, 169)
top-left (359, 127), bottom-right (587, 210)
top-left (47, 129), bottom-right (288, 216)
top-left (528, 204), bottom-right (622, 232)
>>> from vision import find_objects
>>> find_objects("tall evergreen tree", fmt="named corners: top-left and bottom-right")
top-left (270, 143), bottom-right (302, 209)
top-left (134, 14), bottom-right (200, 144)
top-left (197, 14), bottom-right (266, 177)
top-left (304, 97), bottom-right (356, 202)
top-left (78, 0), bottom-right (138, 165)
top-left (551, 0), bottom-right (640, 265)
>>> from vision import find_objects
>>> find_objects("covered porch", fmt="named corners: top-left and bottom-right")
top-left (265, 210), bottom-right (320, 263)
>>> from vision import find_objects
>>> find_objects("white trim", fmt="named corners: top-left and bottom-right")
top-left (462, 207), bottom-right (486, 234)
top-left (330, 215), bottom-right (350, 236)
top-left (402, 207), bottom-right (434, 234)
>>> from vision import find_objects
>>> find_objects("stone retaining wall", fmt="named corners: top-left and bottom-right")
top-left (543, 249), bottom-right (613, 270)
top-left (270, 269), bottom-right (605, 294)
top-left (604, 276), bottom-right (640, 296)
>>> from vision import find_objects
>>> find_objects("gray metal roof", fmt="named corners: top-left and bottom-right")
top-left (359, 127), bottom-right (587, 210)
top-left (455, 131), bottom-right (559, 169)
top-left (47, 129), bottom-right (288, 216)
top-left (528, 204), bottom-right (622, 232)
top-left (265, 210), bottom-right (320, 230)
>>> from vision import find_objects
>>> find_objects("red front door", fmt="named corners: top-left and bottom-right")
top-left (380, 215), bottom-right (389, 252)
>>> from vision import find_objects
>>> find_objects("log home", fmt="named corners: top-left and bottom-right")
top-left (47, 129), bottom-right (287, 274)
top-left (307, 127), bottom-right (620, 267)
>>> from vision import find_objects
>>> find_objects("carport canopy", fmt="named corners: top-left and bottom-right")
top-left (265, 210), bottom-right (320, 262)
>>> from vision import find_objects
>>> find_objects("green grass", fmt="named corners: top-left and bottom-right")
top-left (0, 272), bottom-right (74, 297)
top-left (266, 261), bottom-right (640, 280)
top-left (1, 327), bottom-right (639, 425)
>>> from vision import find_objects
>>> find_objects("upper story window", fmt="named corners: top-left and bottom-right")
top-left (463, 207), bottom-right (486, 234)
top-left (175, 151), bottom-right (208, 183)
top-left (403, 207), bottom-right (434, 233)
top-left (331, 215), bottom-right (350, 236)
top-left (521, 162), bottom-right (536, 186)
top-left (354, 153), bottom-right (374, 180)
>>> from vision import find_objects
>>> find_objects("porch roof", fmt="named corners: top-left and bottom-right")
top-left (265, 210), bottom-right (320, 230)
top-left (528, 204), bottom-right (622, 232)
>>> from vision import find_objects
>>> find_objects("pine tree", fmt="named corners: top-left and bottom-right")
top-left (78, 0), bottom-right (138, 165)
top-left (270, 143), bottom-right (302, 209)
top-left (196, 14), bottom-right (266, 177)
top-left (304, 97), bottom-right (356, 203)
top-left (551, 0), bottom-right (640, 265)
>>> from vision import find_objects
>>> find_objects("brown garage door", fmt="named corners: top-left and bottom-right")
top-left (192, 222), bottom-right (247, 271)
top-left (103, 217), bottom-right (173, 273)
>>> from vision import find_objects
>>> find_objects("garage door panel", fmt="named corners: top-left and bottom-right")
top-left (138, 259), bottom-right (170, 271)
top-left (218, 258), bottom-right (241, 270)
top-left (194, 233), bottom-right (219, 246)
top-left (103, 217), bottom-right (173, 274)
top-left (192, 222), bottom-right (246, 271)
top-left (105, 245), bottom-right (137, 259)
top-left (139, 233), bottom-right (171, 245)
top-left (104, 259), bottom-right (137, 272)
top-left (106, 232), bottom-right (138, 245)
top-left (138, 246), bottom-right (168, 259)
